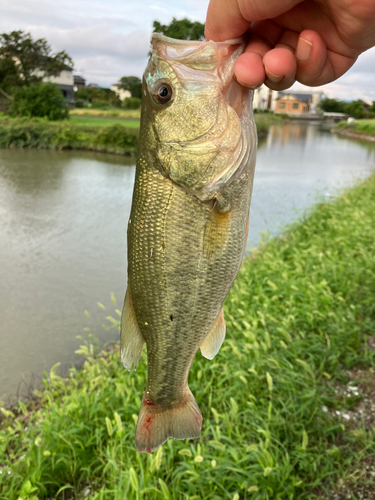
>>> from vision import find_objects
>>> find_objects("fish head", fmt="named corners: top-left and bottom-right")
top-left (141, 34), bottom-right (257, 199)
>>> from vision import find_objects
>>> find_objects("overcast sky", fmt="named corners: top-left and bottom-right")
top-left (1, 0), bottom-right (374, 101)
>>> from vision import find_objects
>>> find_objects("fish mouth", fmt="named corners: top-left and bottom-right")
top-left (151, 33), bottom-right (247, 73)
top-left (150, 34), bottom-right (257, 199)
top-left (151, 32), bottom-right (247, 50)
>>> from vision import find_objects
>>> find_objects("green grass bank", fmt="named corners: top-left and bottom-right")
top-left (334, 119), bottom-right (375, 142)
top-left (0, 115), bottom-right (139, 156)
top-left (0, 113), bottom-right (281, 156)
top-left (1, 175), bottom-right (375, 500)
top-left (69, 108), bottom-right (141, 120)
top-left (69, 116), bottom-right (139, 128)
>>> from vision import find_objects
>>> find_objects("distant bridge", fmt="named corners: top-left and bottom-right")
top-left (322, 112), bottom-right (348, 122)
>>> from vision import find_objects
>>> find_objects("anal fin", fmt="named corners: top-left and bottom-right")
top-left (120, 288), bottom-right (145, 371)
top-left (200, 308), bottom-right (226, 360)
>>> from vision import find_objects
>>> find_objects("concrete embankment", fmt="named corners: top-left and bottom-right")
top-left (333, 127), bottom-right (375, 143)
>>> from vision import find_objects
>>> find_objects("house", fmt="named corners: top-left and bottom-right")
top-left (274, 93), bottom-right (312, 114)
top-left (111, 84), bottom-right (131, 101)
top-left (73, 75), bottom-right (86, 90)
top-left (360, 99), bottom-right (373, 112)
top-left (253, 87), bottom-right (326, 115)
top-left (273, 90), bottom-right (325, 114)
top-left (42, 64), bottom-right (74, 104)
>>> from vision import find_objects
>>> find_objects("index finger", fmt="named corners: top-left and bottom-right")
top-left (205, 0), bottom-right (249, 41)
top-left (205, 0), bottom-right (304, 41)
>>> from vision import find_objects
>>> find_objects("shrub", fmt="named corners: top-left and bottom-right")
top-left (9, 82), bottom-right (69, 121)
top-left (95, 124), bottom-right (138, 150)
top-left (91, 99), bottom-right (113, 110)
top-left (122, 97), bottom-right (141, 110)
top-left (74, 99), bottom-right (88, 109)
top-left (0, 118), bottom-right (138, 155)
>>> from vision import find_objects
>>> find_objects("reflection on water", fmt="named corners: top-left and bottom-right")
top-left (0, 150), bottom-right (135, 402)
top-left (248, 122), bottom-right (375, 248)
top-left (0, 124), bottom-right (374, 401)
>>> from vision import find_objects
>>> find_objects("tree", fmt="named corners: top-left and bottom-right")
top-left (344, 100), bottom-right (365, 119)
top-left (319, 98), bottom-right (346, 113)
top-left (9, 82), bottom-right (69, 120)
top-left (0, 30), bottom-right (73, 94)
top-left (152, 17), bottom-right (205, 41)
top-left (117, 76), bottom-right (142, 99)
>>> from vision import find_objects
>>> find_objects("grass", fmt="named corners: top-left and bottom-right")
top-left (0, 115), bottom-right (139, 155)
top-left (1, 174), bottom-right (375, 499)
top-left (353, 119), bottom-right (375, 135)
top-left (0, 111), bottom-right (283, 156)
top-left (69, 116), bottom-right (140, 128)
top-left (253, 112), bottom-right (284, 134)
top-left (70, 108), bottom-right (141, 120)
top-left (69, 112), bottom-right (281, 132)
top-left (335, 119), bottom-right (375, 137)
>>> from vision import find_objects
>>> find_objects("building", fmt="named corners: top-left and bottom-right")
top-left (360, 99), bottom-right (373, 112)
top-left (73, 75), bottom-right (86, 91)
top-left (253, 87), bottom-right (325, 115)
top-left (274, 93), bottom-right (312, 114)
top-left (273, 90), bottom-right (325, 114)
top-left (253, 85), bottom-right (273, 111)
top-left (42, 64), bottom-right (74, 104)
top-left (111, 84), bottom-right (131, 101)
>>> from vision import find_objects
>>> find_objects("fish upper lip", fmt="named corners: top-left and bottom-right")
top-left (151, 33), bottom-right (247, 47)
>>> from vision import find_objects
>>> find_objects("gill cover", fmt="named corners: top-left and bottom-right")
top-left (144, 34), bottom-right (257, 205)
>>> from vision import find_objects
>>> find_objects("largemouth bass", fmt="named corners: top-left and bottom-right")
top-left (121, 33), bottom-right (257, 453)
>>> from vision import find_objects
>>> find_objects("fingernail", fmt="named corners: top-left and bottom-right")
top-left (296, 38), bottom-right (313, 61)
top-left (233, 74), bottom-right (253, 88)
top-left (265, 68), bottom-right (283, 83)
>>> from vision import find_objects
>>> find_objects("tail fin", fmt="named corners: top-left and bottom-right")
top-left (135, 388), bottom-right (202, 453)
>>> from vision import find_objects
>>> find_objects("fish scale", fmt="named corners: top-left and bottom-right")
top-left (121, 33), bottom-right (257, 452)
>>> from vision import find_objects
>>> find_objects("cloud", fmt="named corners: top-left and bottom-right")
top-left (30, 25), bottom-right (151, 84)
top-left (1, 0), bottom-right (374, 96)
top-left (28, 25), bottom-right (150, 59)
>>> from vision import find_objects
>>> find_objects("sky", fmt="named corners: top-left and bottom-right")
top-left (1, 0), bottom-right (374, 102)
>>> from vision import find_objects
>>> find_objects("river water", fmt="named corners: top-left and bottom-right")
top-left (1, 122), bottom-right (374, 402)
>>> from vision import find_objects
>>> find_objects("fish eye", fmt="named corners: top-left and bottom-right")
top-left (152, 81), bottom-right (174, 105)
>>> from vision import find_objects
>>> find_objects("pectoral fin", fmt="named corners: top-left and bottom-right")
top-left (120, 288), bottom-right (145, 371)
top-left (200, 308), bottom-right (226, 360)
top-left (203, 203), bottom-right (231, 259)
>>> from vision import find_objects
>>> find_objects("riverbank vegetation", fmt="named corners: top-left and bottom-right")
top-left (1, 175), bottom-right (374, 499)
top-left (335, 119), bottom-right (375, 139)
top-left (69, 108), bottom-right (141, 119)
top-left (253, 111), bottom-right (283, 135)
top-left (0, 115), bottom-right (139, 155)
top-left (69, 116), bottom-right (139, 128)
top-left (0, 112), bottom-right (282, 155)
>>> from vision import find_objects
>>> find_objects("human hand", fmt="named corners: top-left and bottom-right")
top-left (205, 0), bottom-right (375, 90)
